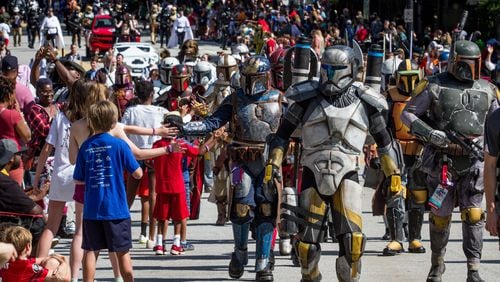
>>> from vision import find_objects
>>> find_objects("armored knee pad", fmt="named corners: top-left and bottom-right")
top-left (429, 213), bottom-right (451, 231)
top-left (461, 208), bottom-right (485, 224)
top-left (410, 189), bottom-right (428, 205)
top-left (336, 232), bottom-right (366, 282)
top-left (294, 240), bottom-right (321, 281)
top-left (231, 203), bottom-right (254, 224)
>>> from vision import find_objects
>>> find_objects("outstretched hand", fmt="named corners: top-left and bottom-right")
top-left (156, 125), bottom-right (179, 138)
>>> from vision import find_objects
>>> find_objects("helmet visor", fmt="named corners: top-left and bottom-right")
top-left (320, 64), bottom-right (352, 88)
top-left (397, 70), bottom-right (420, 94)
top-left (240, 73), bottom-right (267, 95)
top-left (455, 57), bottom-right (480, 81)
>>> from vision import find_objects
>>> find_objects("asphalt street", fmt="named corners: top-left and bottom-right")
top-left (9, 34), bottom-right (500, 281)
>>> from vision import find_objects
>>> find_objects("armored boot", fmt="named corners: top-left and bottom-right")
top-left (426, 213), bottom-right (451, 282)
top-left (229, 248), bottom-right (247, 279)
top-left (462, 208), bottom-right (485, 282)
top-left (295, 240), bottom-right (322, 282)
top-left (382, 208), bottom-right (405, 256)
top-left (279, 235), bottom-right (293, 255)
top-left (408, 209), bottom-right (426, 253)
top-left (336, 232), bottom-right (366, 282)
top-left (427, 253), bottom-right (446, 282)
top-left (216, 201), bottom-right (227, 226)
top-left (255, 258), bottom-right (273, 281)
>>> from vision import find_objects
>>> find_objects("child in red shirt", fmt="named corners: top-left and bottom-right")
top-left (0, 225), bottom-right (70, 282)
top-left (152, 112), bottom-right (217, 255)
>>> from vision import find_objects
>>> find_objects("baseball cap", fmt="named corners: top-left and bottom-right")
top-left (1, 56), bottom-right (18, 72)
top-left (0, 139), bottom-right (20, 167)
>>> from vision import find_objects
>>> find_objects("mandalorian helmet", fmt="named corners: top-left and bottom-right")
top-left (319, 46), bottom-right (358, 96)
top-left (438, 50), bottom-right (450, 73)
top-left (448, 40), bottom-right (481, 82)
top-left (216, 54), bottom-right (238, 85)
top-left (193, 61), bottom-right (214, 86)
top-left (171, 64), bottom-right (191, 92)
top-left (396, 59), bottom-right (422, 95)
top-left (231, 43), bottom-right (250, 63)
top-left (239, 55), bottom-right (271, 96)
top-left (269, 47), bottom-right (287, 91)
top-left (115, 65), bottom-right (131, 87)
top-left (160, 57), bottom-right (180, 85)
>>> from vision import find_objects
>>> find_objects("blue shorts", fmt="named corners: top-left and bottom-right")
top-left (82, 218), bottom-right (132, 252)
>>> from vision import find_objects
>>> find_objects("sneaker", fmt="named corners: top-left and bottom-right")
top-left (154, 245), bottom-right (164, 255)
top-left (181, 242), bottom-right (195, 251)
top-left (146, 239), bottom-right (155, 249)
top-left (139, 235), bottom-right (148, 244)
top-left (170, 245), bottom-right (185, 255)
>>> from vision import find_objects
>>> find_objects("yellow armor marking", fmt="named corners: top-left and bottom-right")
top-left (429, 213), bottom-right (451, 230)
top-left (351, 232), bottom-right (364, 262)
top-left (297, 241), bottom-right (310, 269)
top-left (333, 191), bottom-right (363, 229)
top-left (411, 190), bottom-right (428, 204)
top-left (380, 154), bottom-right (400, 176)
top-left (308, 190), bottom-right (327, 224)
top-left (412, 79), bottom-right (429, 97)
top-left (496, 88), bottom-right (500, 100)
top-left (390, 175), bottom-right (404, 193)
top-left (461, 208), bottom-right (484, 224)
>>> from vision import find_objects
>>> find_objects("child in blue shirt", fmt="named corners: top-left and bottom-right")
top-left (73, 100), bottom-right (142, 282)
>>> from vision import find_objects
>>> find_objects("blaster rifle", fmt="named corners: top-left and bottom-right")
top-left (444, 129), bottom-right (484, 162)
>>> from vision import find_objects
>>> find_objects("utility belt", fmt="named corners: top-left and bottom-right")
top-left (227, 145), bottom-right (264, 162)
top-left (400, 140), bottom-right (423, 156)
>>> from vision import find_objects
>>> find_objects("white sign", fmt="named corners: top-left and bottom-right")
top-left (404, 9), bottom-right (413, 23)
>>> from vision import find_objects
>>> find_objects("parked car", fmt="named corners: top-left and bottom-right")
top-left (86, 14), bottom-right (115, 58)
top-left (113, 42), bottom-right (160, 79)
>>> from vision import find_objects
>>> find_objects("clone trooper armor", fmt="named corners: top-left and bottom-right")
top-left (383, 59), bottom-right (426, 255)
top-left (181, 56), bottom-right (283, 281)
top-left (401, 40), bottom-right (498, 282)
top-left (266, 46), bottom-right (404, 282)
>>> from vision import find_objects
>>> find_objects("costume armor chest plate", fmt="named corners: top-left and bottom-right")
top-left (300, 97), bottom-right (369, 196)
top-left (431, 84), bottom-right (491, 136)
top-left (232, 89), bottom-right (282, 143)
top-left (301, 97), bottom-right (369, 153)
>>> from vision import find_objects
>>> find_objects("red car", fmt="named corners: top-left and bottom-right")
top-left (85, 14), bottom-right (115, 58)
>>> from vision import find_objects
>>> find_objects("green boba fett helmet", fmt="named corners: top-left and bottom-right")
top-left (448, 40), bottom-right (481, 82)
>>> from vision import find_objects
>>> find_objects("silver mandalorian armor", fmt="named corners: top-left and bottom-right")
top-left (182, 55), bottom-right (283, 281)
